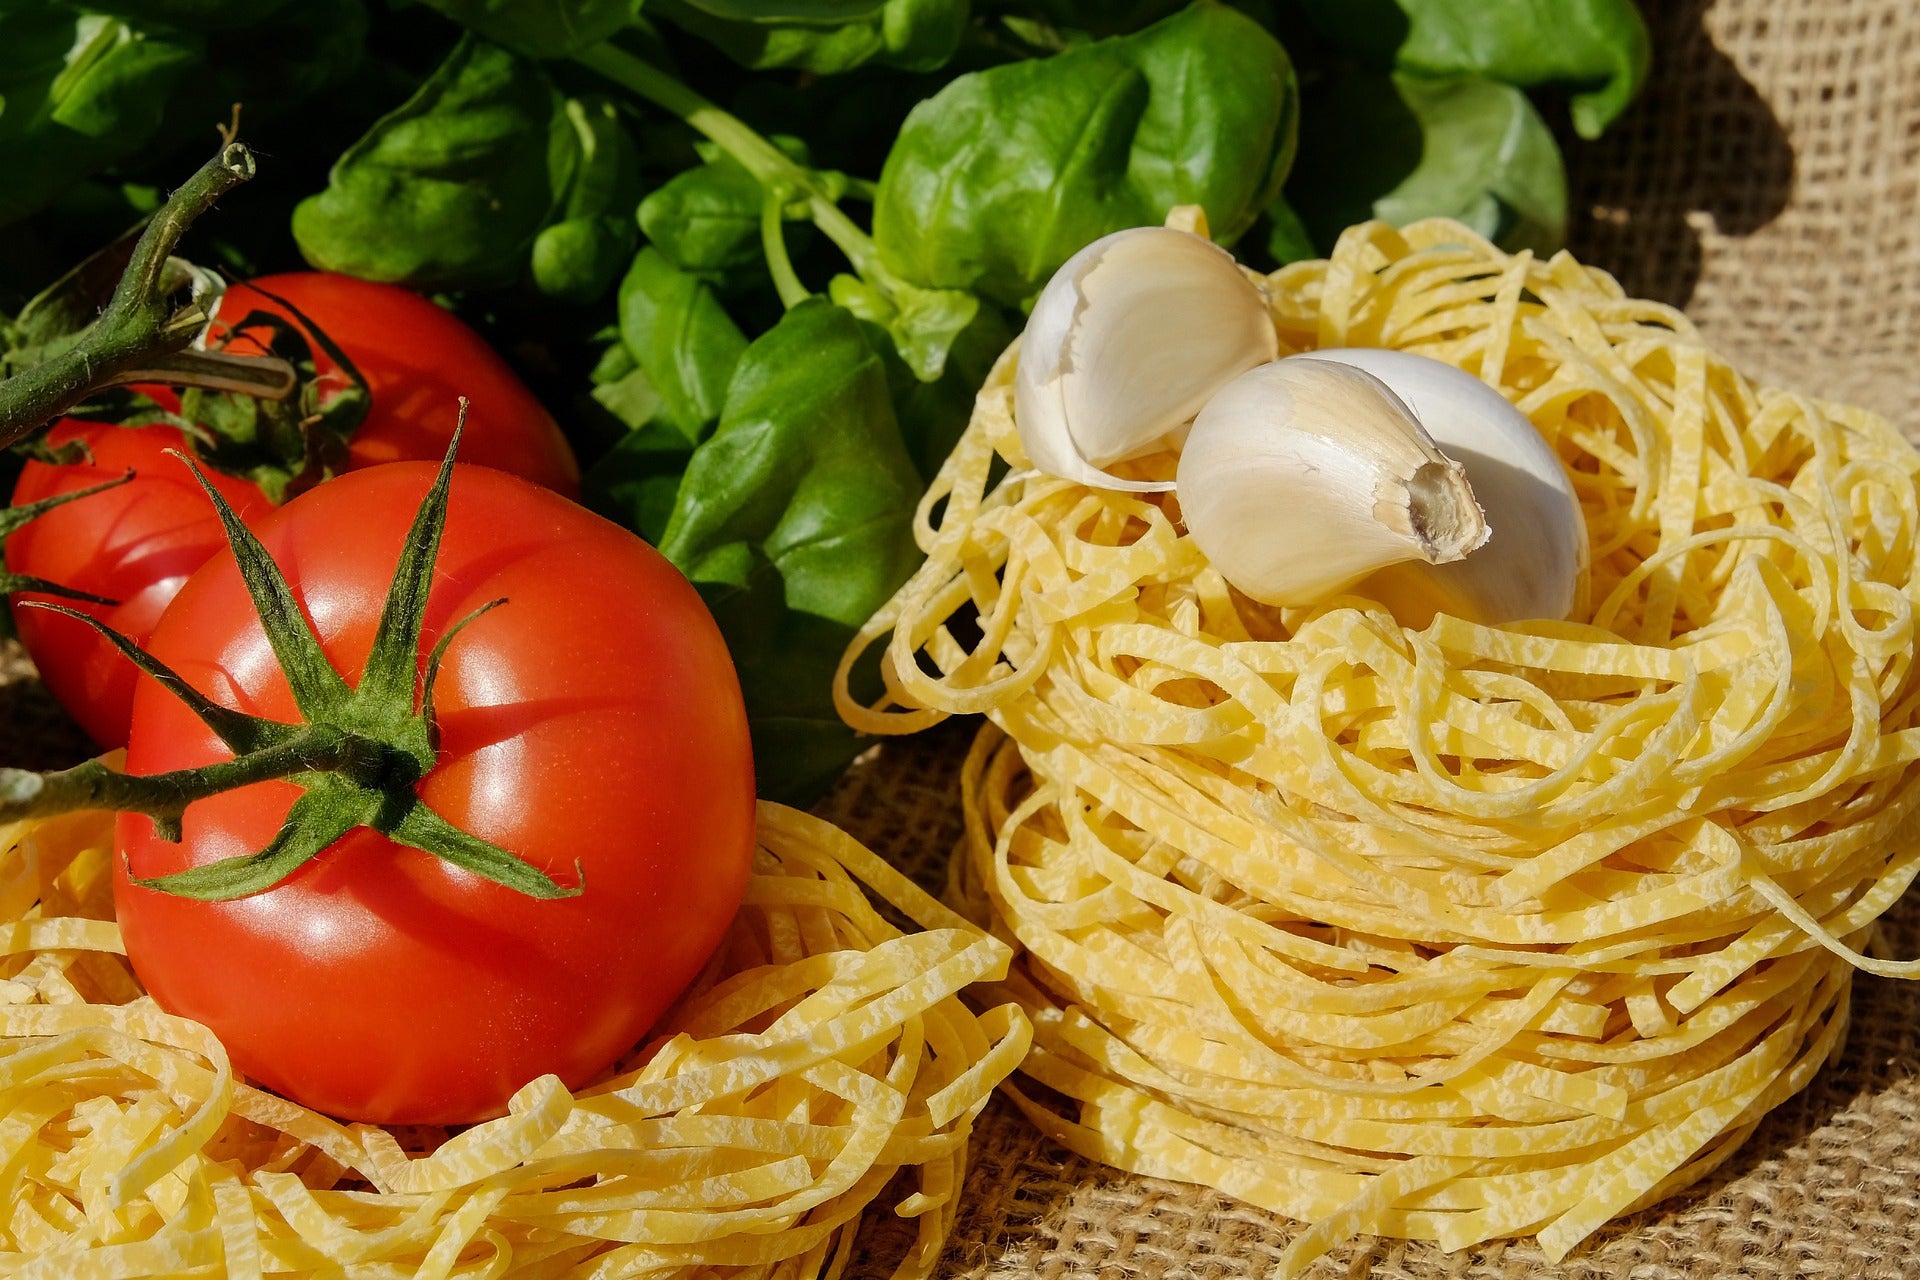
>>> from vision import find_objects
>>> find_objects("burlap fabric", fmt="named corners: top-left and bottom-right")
top-left (2, 0), bottom-right (1916, 1274)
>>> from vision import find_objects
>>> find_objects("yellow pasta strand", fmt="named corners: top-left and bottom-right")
top-left (836, 217), bottom-right (1920, 1272)
top-left (0, 803), bottom-right (1031, 1278)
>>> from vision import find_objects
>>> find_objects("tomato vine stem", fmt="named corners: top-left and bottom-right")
top-left (0, 475), bottom-right (136, 604)
top-left (0, 413), bottom-right (580, 903)
top-left (0, 727), bottom-right (385, 841)
top-left (0, 140), bottom-right (299, 451)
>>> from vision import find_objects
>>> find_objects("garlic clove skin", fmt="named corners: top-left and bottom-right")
top-left (1015, 225), bottom-right (1278, 493)
top-left (1303, 348), bottom-right (1589, 625)
top-left (1176, 358), bottom-right (1489, 607)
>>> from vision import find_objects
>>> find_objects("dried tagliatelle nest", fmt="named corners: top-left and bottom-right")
top-left (837, 218), bottom-right (1920, 1272)
top-left (0, 801), bottom-right (1029, 1279)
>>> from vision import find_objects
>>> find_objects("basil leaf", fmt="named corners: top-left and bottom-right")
top-left (638, 136), bottom-right (810, 279)
top-left (873, 0), bottom-right (1298, 306)
top-left (659, 298), bottom-right (924, 805)
top-left (668, 0), bottom-right (885, 17)
top-left (829, 271), bottom-right (988, 393)
top-left (292, 36), bottom-right (566, 288)
top-left (1287, 72), bottom-right (1567, 257)
top-left (886, 286), bottom-right (982, 384)
top-left (0, 10), bottom-right (204, 228)
top-left (532, 217), bottom-right (633, 302)
top-left (1264, 191), bottom-right (1317, 265)
top-left (532, 96), bottom-right (643, 302)
top-left (1293, 0), bottom-right (1651, 139)
top-left (616, 247), bottom-right (748, 442)
top-left (80, 0), bottom-right (293, 27)
top-left (417, 0), bottom-right (637, 59)
top-left (651, 0), bottom-right (968, 74)
top-left (661, 296), bottom-right (922, 628)
top-left (639, 158), bottom-right (764, 275)
top-left (551, 97), bottom-right (644, 225)
top-left (873, 301), bottom-right (1013, 480)
top-left (586, 342), bottom-right (665, 430)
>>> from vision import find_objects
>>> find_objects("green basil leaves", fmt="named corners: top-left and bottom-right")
top-left (615, 248), bottom-right (748, 442)
top-left (0, 0), bottom-right (1657, 814)
top-left (416, 0), bottom-right (637, 60)
top-left (1287, 73), bottom-right (1566, 258)
top-left (292, 37), bottom-right (564, 289)
top-left (1292, 0), bottom-right (1651, 140)
top-left (533, 97), bottom-right (645, 302)
top-left (872, 1), bottom-right (1298, 305)
top-left (658, 299), bottom-right (925, 802)
top-left (293, 37), bottom-right (643, 302)
top-left (651, 0), bottom-right (969, 74)
top-left (0, 10), bottom-right (202, 227)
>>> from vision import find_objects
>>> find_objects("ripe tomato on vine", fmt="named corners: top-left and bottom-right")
top-left (113, 455), bottom-right (755, 1124)
top-left (7, 272), bottom-right (579, 748)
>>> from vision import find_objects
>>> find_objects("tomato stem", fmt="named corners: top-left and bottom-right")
top-left (0, 727), bottom-right (386, 841)
top-left (0, 140), bottom-right (298, 451)
top-left (3, 415), bottom-right (580, 902)
top-left (0, 473), bottom-right (136, 605)
top-left (111, 349), bottom-right (307, 398)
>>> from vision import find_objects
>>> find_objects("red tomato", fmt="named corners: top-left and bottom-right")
top-left (114, 462), bottom-right (755, 1125)
top-left (7, 272), bottom-right (580, 748)
top-left (217, 274), bottom-right (579, 487)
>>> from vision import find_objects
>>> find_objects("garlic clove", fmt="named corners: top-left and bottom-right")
top-left (1304, 348), bottom-right (1588, 625)
top-left (1015, 225), bottom-right (1278, 493)
top-left (1176, 358), bottom-right (1489, 607)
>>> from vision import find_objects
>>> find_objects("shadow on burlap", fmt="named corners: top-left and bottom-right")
top-left (2, 1), bottom-right (1916, 1275)
top-left (1567, 0), bottom-right (1918, 433)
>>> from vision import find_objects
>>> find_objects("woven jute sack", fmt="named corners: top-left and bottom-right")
top-left (3, 1), bottom-right (1916, 1277)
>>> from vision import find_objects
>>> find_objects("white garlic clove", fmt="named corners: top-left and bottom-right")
top-left (1015, 225), bottom-right (1278, 493)
top-left (1176, 358), bottom-right (1489, 607)
top-left (1303, 348), bottom-right (1589, 625)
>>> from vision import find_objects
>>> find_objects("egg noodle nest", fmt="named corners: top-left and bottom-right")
top-left (837, 218), bottom-right (1920, 1271)
top-left (0, 801), bottom-right (1030, 1279)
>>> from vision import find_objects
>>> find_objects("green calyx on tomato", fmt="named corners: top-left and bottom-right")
top-left (0, 136), bottom-right (299, 452)
top-left (4, 137), bottom-right (583, 752)
top-left (169, 287), bottom-right (375, 505)
top-left (1, 129), bottom-right (403, 509)
top-left (61, 291), bottom-right (376, 507)
top-left (0, 475), bottom-right (132, 606)
top-left (1, 407), bottom-right (579, 903)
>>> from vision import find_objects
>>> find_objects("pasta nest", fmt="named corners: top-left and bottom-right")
top-left (837, 219), bottom-right (1920, 1270)
top-left (0, 802), bottom-right (1030, 1279)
